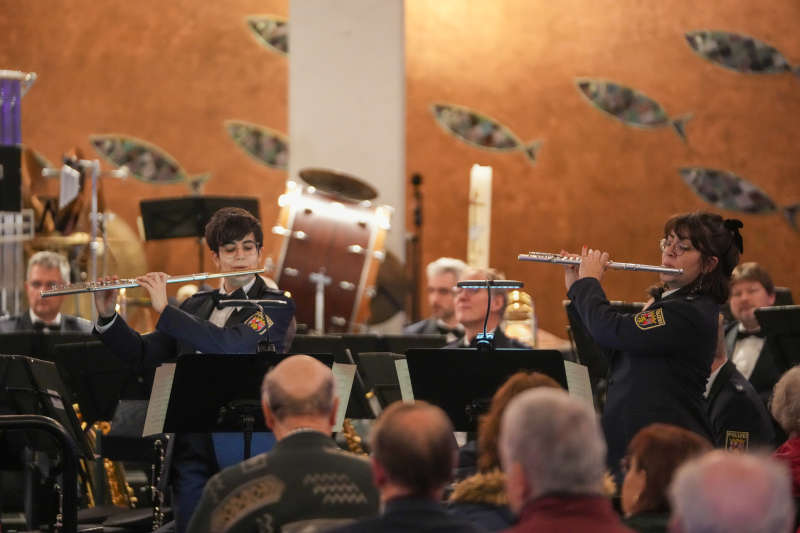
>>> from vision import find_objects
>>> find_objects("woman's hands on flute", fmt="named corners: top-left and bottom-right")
top-left (562, 246), bottom-right (610, 291)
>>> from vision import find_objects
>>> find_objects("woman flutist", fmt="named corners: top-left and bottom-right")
top-left (564, 212), bottom-right (743, 479)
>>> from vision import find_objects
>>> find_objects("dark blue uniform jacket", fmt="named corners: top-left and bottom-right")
top-left (568, 277), bottom-right (717, 474)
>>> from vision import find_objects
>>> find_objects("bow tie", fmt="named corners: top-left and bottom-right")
top-left (214, 288), bottom-right (247, 307)
top-left (736, 329), bottom-right (765, 340)
top-left (32, 321), bottom-right (58, 332)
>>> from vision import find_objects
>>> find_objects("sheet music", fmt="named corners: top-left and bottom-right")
top-left (563, 360), bottom-right (594, 408)
top-left (331, 363), bottom-right (356, 432)
top-left (394, 359), bottom-right (414, 403)
top-left (143, 363), bottom-right (176, 437)
top-left (58, 164), bottom-right (81, 209)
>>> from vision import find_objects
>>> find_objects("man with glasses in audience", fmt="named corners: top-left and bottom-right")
top-left (447, 266), bottom-right (529, 349)
top-left (0, 251), bottom-right (92, 333)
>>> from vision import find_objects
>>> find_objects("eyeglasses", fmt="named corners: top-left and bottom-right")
top-left (452, 287), bottom-right (482, 296)
top-left (659, 237), bottom-right (694, 256)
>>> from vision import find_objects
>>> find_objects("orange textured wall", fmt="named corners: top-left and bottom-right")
top-left (406, 0), bottom-right (800, 337)
top-left (3, 0), bottom-right (289, 288)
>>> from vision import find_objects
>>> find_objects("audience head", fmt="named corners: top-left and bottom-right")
top-left (370, 401), bottom-right (456, 500)
top-left (669, 450), bottom-right (794, 533)
top-left (455, 266), bottom-right (508, 333)
top-left (729, 262), bottom-right (776, 331)
top-left (621, 423), bottom-right (712, 517)
top-left (660, 212), bottom-right (741, 303)
top-left (499, 388), bottom-right (606, 513)
top-left (425, 257), bottom-right (467, 322)
top-left (25, 251), bottom-right (70, 322)
top-left (261, 355), bottom-right (337, 438)
top-left (771, 366), bottom-right (800, 438)
top-left (478, 371), bottom-right (562, 472)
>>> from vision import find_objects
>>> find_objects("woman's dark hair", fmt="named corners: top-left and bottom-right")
top-left (625, 423), bottom-right (712, 513)
top-left (659, 211), bottom-right (742, 304)
top-left (204, 207), bottom-right (263, 253)
top-left (477, 371), bottom-right (562, 472)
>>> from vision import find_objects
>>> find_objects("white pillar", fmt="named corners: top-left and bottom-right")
top-left (289, 0), bottom-right (406, 260)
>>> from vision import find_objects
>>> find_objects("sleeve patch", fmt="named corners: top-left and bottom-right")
top-left (634, 308), bottom-right (666, 330)
top-left (245, 311), bottom-right (272, 334)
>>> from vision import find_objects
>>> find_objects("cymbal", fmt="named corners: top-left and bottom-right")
top-left (31, 232), bottom-right (90, 248)
top-left (298, 167), bottom-right (378, 201)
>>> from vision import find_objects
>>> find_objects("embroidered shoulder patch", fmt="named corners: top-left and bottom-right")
top-left (634, 308), bottom-right (666, 330)
top-left (725, 430), bottom-right (749, 451)
top-left (245, 311), bottom-right (272, 334)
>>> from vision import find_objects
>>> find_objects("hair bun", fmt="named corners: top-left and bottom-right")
top-left (723, 218), bottom-right (744, 254)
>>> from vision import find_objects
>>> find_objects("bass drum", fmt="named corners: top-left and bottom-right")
top-left (269, 170), bottom-right (391, 333)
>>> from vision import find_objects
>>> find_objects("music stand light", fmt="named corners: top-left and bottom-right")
top-left (456, 279), bottom-right (524, 351)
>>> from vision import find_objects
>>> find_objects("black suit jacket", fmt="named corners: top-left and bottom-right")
top-left (445, 326), bottom-right (530, 349)
top-left (329, 497), bottom-right (487, 533)
top-left (707, 361), bottom-right (775, 449)
top-left (0, 310), bottom-right (93, 334)
top-left (568, 278), bottom-right (717, 475)
top-left (187, 431), bottom-right (379, 533)
top-left (724, 322), bottom-right (785, 403)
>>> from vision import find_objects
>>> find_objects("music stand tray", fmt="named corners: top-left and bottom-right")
top-left (139, 196), bottom-right (260, 241)
top-left (404, 348), bottom-right (568, 431)
top-left (756, 305), bottom-right (800, 370)
top-left (0, 355), bottom-right (92, 459)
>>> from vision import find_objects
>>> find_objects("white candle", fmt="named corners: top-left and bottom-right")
top-left (468, 164), bottom-right (492, 268)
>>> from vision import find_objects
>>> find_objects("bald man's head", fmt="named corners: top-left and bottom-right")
top-left (261, 355), bottom-right (335, 421)
top-left (370, 401), bottom-right (456, 496)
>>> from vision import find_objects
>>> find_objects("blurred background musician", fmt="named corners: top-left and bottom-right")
top-left (725, 262), bottom-right (784, 402)
top-left (0, 250), bottom-right (92, 333)
top-left (404, 257), bottom-right (466, 343)
top-left (564, 212), bottom-right (742, 478)
top-left (93, 206), bottom-right (295, 533)
top-left (449, 266), bottom-right (529, 348)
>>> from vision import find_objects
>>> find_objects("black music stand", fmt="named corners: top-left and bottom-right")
top-left (151, 353), bottom-right (334, 459)
top-left (756, 305), bottom-right (800, 371)
top-left (404, 348), bottom-right (568, 431)
top-left (52, 340), bottom-right (150, 426)
top-left (140, 196), bottom-right (260, 271)
top-left (357, 352), bottom-right (407, 407)
top-left (288, 335), bottom-right (376, 419)
top-left (0, 332), bottom-right (95, 362)
top-left (381, 334), bottom-right (447, 354)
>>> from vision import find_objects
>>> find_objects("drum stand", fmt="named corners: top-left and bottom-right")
top-left (309, 269), bottom-right (331, 334)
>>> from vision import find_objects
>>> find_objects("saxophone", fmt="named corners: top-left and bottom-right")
top-left (341, 419), bottom-right (368, 456)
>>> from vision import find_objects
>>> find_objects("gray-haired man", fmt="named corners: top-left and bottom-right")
top-left (669, 450), bottom-right (795, 533)
top-left (0, 251), bottom-right (92, 333)
top-left (499, 388), bottom-right (632, 533)
top-left (187, 355), bottom-right (379, 533)
top-left (404, 257), bottom-right (467, 342)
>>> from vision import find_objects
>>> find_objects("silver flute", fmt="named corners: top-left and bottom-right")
top-left (41, 268), bottom-right (266, 297)
top-left (517, 252), bottom-right (684, 275)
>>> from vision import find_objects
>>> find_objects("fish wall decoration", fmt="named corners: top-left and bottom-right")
top-left (225, 120), bottom-right (289, 171)
top-left (576, 79), bottom-right (692, 141)
top-left (90, 134), bottom-right (210, 191)
top-left (685, 30), bottom-right (799, 77)
top-left (246, 15), bottom-right (288, 56)
top-left (430, 103), bottom-right (542, 165)
top-left (680, 167), bottom-right (799, 231)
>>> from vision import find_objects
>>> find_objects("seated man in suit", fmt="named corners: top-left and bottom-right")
top-left (448, 266), bottom-right (529, 348)
top-left (706, 314), bottom-right (775, 450)
top-left (330, 401), bottom-right (484, 533)
top-left (187, 355), bottom-right (379, 533)
top-left (0, 250), bottom-right (92, 333)
top-left (404, 257), bottom-right (466, 343)
top-left (725, 262), bottom-right (783, 401)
